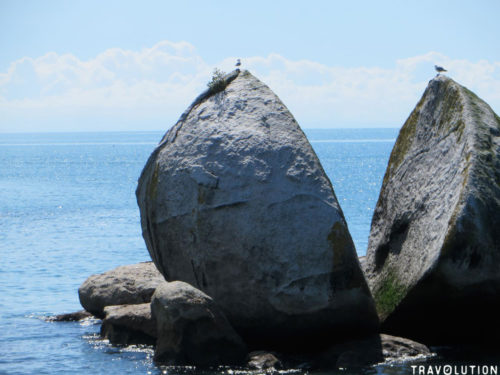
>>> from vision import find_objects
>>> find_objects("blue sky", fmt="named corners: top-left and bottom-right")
top-left (1, 0), bottom-right (500, 132)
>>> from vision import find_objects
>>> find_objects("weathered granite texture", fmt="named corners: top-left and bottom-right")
top-left (365, 75), bottom-right (500, 342)
top-left (136, 69), bottom-right (378, 349)
top-left (101, 303), bottom-right (156, 345)
top-left (151, 281), bottom-right (247, 366)
top-left (79, 262), bottom-right (164, 317)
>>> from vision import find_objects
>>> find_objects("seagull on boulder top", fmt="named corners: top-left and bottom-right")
top-left (435, 65), bottom-right (447, 74)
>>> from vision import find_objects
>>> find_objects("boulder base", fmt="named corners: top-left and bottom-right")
top-left (101, 303), bottom-right (156, 345)
top-left (151, 281), bottom-right (247, 366)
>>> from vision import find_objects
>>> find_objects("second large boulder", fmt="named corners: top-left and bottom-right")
top-left (365, 75), bottom-right (500, 342)
top-left (136, 70), bottom-right (378, 348)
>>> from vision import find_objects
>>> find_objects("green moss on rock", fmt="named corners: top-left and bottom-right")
top-left (328, 221), bottom-right (352, 268)
top-left (437, 81), bottom-right (461, 129)
top-left (373, 268), bottom-right (407, 320)
top-left (382, 79), bottom-right (467, 189)
top-left (382, 97), bottom-right (423, 187)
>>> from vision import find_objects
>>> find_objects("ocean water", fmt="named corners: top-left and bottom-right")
top-left (0, 128), bottom-right (427, 375)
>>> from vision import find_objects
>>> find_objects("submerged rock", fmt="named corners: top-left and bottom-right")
top-left (365, 75), bottom-right (500, 342)
top-left (101, 303), bottom-right (156, 345)
top-left (317, 333), bottom-right (430, 368)
top-left (151, 281), bottom-right (247, 366)
top-left (136, 69), bottom-right (378, 349)
top-left (79, 262), bottom-right (164, 317)
top-left (46, 310), bottom-right (93, 322)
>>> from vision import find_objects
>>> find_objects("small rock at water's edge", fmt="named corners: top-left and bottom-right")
top-left (78, 262), bottom-right (164, 318)
top-left (100, 303), bottom-right (156, 346)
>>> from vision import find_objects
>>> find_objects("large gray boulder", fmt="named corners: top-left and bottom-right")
top-left (79, 262), bottom-right (165, 317)
top-left (136, 70), bottom-right (378, 348)
top-left (151, 281), bottom-right (247, 366)
top-left (365, 75), bottom-right (500, 342)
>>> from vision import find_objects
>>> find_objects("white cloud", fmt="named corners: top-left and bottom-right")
top-left (1, 41), bottom-right (500, 132)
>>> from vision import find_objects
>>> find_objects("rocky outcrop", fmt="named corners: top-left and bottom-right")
top-left (136, 69), bottom-right (378, 349)
top-left (79, 262), bottom-right (165, 317)
top-left (365, 75), bottom-right (500, 342)
top-left (101, 303), bottom-right (156, 345)
top-left (151, 281), bottom-right (247, 366)
top-left (247, 351), bottom-right (283, 370)
top-left (379, 334), bottom-right (431, 362)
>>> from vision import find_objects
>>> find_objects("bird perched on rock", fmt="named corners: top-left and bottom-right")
top-left (435, 65), bottom-right (447, 74)
top-left (236, 59), bottom-right (241, 68)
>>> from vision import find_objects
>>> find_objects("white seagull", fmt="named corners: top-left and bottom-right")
top-left (435, 65), bottom-right (447, 74)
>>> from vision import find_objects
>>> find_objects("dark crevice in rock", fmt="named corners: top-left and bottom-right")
top-left (374, 220), bottom-right (410, 271)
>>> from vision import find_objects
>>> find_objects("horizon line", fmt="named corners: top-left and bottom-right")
top-left (0, 126), bottom-right (402, 135)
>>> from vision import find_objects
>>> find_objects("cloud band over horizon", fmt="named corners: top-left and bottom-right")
top-left (1, 40), bottom-right (500, 132)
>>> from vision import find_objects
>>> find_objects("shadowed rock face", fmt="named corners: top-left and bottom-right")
top-left (136, 70), bottom-right (378, 349)
top-left (365, 75), bottom-right (500, 343)
top-left (151, 281), bottom-right (247, 366)
top-left (101, 303), bottom-right (156, 346)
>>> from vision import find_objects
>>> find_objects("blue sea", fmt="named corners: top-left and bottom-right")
top-left (1, 128), bottom-right (428, 375)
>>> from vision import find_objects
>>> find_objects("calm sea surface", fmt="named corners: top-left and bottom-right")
top-left (1, 128), bottom-right (439, 375)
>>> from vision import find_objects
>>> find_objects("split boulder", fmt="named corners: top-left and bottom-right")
top-left (136, 69), bottom-right (378, 348)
